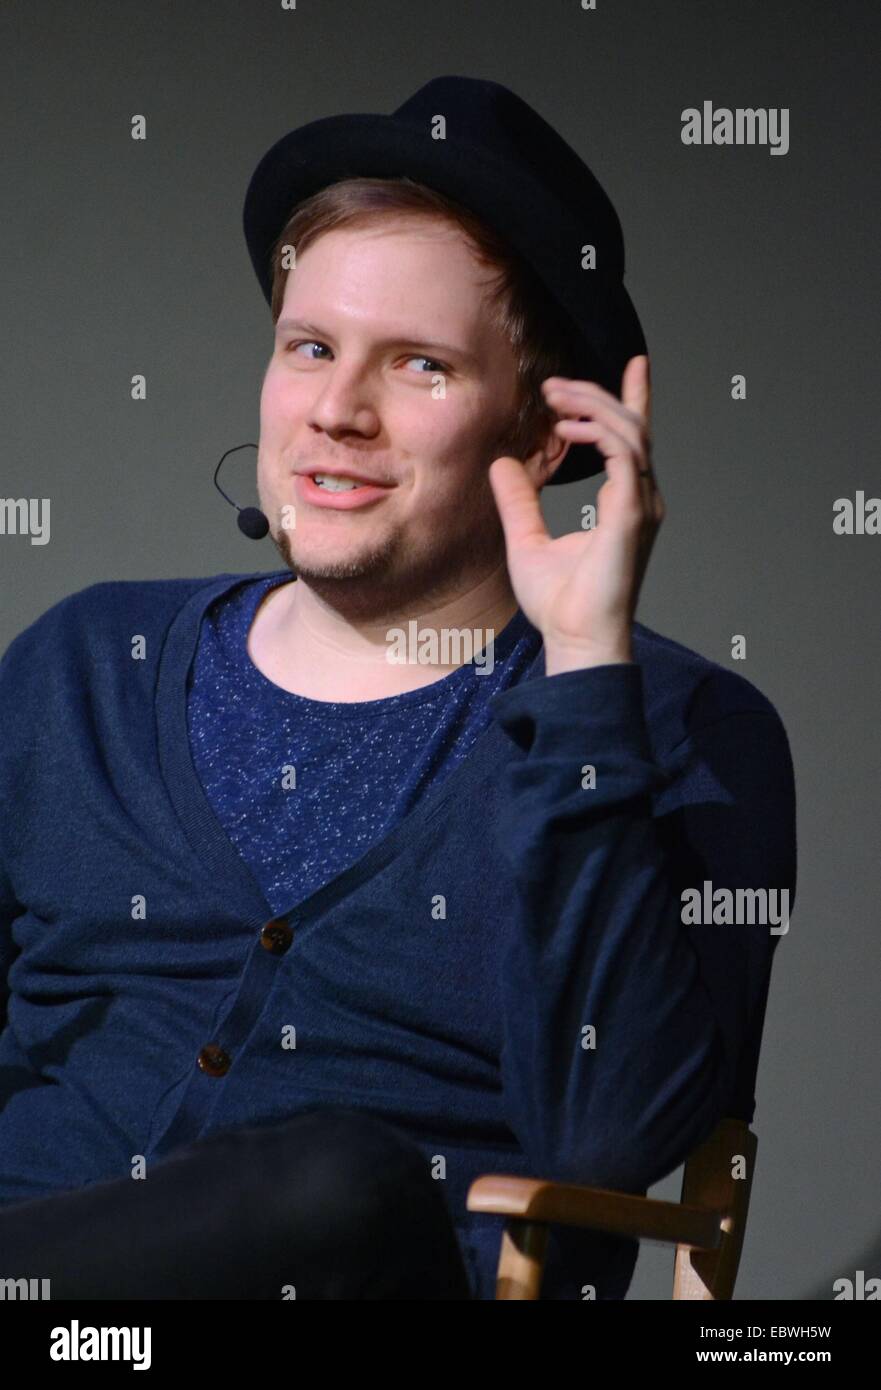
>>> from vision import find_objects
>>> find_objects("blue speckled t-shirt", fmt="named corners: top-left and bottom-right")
top-left (186, 572), bottom-right (542, 916)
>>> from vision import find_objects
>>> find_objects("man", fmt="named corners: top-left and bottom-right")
top-left (0, 76), bottom-right (796, 1300)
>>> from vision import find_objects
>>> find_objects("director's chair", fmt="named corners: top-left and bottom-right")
top-left (468, 1113), bottom-right (760, 1300)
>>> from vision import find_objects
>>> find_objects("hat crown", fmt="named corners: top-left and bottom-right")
top-left (392, 75), bottom-right (625, 279)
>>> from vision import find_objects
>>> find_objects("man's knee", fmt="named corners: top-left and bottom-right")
top-left (262, 1106), bottom-right (439, 1231)
top-left (229, 1106), bottom-right (467, 1297)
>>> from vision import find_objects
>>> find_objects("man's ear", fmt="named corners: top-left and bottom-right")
top-left (523, 421), bottom-right (571, 488)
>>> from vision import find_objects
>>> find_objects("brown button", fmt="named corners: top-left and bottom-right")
top-left (260, 919), bottom-right (293, 954)
top-left (197, 1044), bottom-right (231, 1077)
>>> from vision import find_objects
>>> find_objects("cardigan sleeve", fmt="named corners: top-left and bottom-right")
top-left (487, 662), bottom-right (797, 1193)
top-left (0, 861), bottom-right (22, 1036)
top-left (0, 587), bottom-right (108, 1040)
top-left (0, 635), bottom-right (27, 1037)
top-left (0, 603), bottom-right (57, 1039)
top-left (0, 636), bottom-right (29, 1039)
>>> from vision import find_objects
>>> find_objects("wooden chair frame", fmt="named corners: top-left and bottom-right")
top-left (466, 1116), bottom-right (757, 1300)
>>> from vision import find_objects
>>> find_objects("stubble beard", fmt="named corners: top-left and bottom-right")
top-left (269, 485), bottom-right (508, 627)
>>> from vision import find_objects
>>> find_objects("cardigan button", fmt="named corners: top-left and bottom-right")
top-left (260, 919), bottom-right (293, 954)
top-left (197, 1044), bottom-right (231, 1077)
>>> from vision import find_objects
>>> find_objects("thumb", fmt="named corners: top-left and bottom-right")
top-left (488, 456), bottom-right (548, 554)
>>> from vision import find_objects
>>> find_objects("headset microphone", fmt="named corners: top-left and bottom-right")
top-left (213, 443), bottom-right (270, 539)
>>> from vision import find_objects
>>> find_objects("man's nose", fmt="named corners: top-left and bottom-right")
top-left (307, 363), bottom-right (380, 437)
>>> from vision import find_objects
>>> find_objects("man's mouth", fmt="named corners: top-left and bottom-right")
top-left (311, 472), bottom-right (375, 493)
top-left (295, 472), bottom-right (396, 509)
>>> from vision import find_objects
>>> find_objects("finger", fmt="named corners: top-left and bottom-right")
top-left (546, 388), bottom-right (647, 456)
top-left (553, 416), bottom-right (637, 461)
top-left (551, 364), bottom-right (656, 512)
top-left (554, 418), bottom-right (662, 539)
top-left (621, 354), bottom-right (651, 432)
top-left (619, 355), bottom-right (655, 514)
top-left (600, 357), bottom-right (654, 512)
top-left (544, 365), bottom-right (656, 515)
top-left (544, 376), bottom-right (644, 430)
top-left (620, 356), bottom-right (655, 514)
top-left (487, 455), bottom-right (550, 555)
top-left (553, 403), bottom-right (655, 515)
top-left (554, 419), bottom-right (653, 535)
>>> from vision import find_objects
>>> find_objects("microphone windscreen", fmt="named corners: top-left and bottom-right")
top-left (237, 507), bottom-right (270, 540)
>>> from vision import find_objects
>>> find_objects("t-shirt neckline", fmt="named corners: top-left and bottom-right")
top-left (236, 571), bottom-right (538, 713)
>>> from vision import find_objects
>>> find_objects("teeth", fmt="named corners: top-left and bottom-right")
top-left (313, 473), bottom-right (363, 492)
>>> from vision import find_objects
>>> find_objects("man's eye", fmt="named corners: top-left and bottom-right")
top-left (405, 356), bottom-right (447, 374)
top-left (286, 340), bottom-right (329, 359)
top-left (283, 342), bottom-right (446, 374)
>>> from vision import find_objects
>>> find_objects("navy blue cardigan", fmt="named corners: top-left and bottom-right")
top-left (0, 571), bottom-right (797, 1299)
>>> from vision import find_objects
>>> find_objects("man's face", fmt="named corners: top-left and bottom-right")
top-left (257, 217), bottom-right (555, 618)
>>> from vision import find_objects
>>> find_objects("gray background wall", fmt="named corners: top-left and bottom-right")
top-left (1, 0), bottom-right (878, 1299)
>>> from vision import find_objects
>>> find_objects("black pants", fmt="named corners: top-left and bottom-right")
top-left (0, 1107), bottom-right (474, 1300)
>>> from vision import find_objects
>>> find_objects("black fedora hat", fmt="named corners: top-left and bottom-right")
top-left (242, 75), bottom-right (646, 486)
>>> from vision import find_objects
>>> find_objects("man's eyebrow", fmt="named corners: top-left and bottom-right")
top-left (274, 318), bottom-right (476, 363)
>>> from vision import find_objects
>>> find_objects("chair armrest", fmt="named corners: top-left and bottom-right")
top-left (466, 1175), bottom-right (724, 1250)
